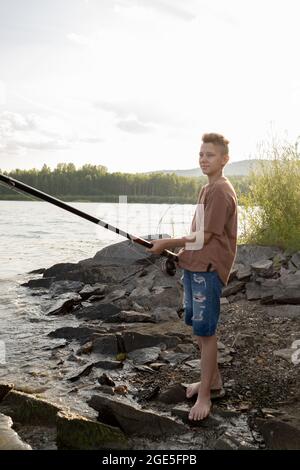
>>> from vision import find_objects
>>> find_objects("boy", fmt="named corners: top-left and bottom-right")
top-left (147, 133), bottom-right (238, 421)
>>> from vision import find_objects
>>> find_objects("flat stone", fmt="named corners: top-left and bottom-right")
top-left (122, 331), bottom-right (180, 353)
top-left (56, 410), bottom-right (127, 450)
top-left (49, 280), bottom-right (84, 297)
top-left (159, 351), bottom-right (191, 366)
top-left (127, 347), bottom-right (161, 365)
top-left (79, 283), bottom-right (107, 299)
top-left (171, 404), bottom-right (223, 428)
top-left (88, 394), bottom-right (187, 437)
top-left (75, 303), bottom-right (120, 321)
top-left (48, 326), bottom-right (104, 344)
top-left (111, 311), bottom-right (154, 323)
top-left (92, 335), bottom-right (119, 356)
top-left (0, 390), bottom-right (60, 425)
top-left (45, 293), bottom-right (81, 315)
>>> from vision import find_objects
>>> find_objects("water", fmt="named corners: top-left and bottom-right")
top-left (0, 200), bottom-right (198, 415)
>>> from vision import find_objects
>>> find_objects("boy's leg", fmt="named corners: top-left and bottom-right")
top-left (185, 271), bottom-right (223, 420)
top-left (188, 334), bottom-right (218, 420)
top-left (186, 337), bottom-right (222, 398)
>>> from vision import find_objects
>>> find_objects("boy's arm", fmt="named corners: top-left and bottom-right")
top-left (146, 232), bottom-right (214, 254)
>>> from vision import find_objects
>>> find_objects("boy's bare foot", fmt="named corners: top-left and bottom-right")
top-left (188, 396), bottom-right (212, 420)
top-left (186, 379), bottom-right (222, 399)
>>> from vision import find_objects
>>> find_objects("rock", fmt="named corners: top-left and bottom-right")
top-left (220, 297), bottom-right (229, 305)
top-left (171, 404), bottom-right (222, 428)
top-left (48, 326), bottom-right (104, 344)
top-left (0, 390), bottom-right (60, 425)
top-left (157, 384), bottom-right (186, 404)
top-left (236, 266), bottom-right (252, 280)
top-left (0, 413), bottom-right (32, 450)
top-left (235, 244), bottom-right (282, 266)
top-left (265, 305), bottom-right (300, 319)
top-left (150, 307), bottom-right (179, 323)
top-left (79, 283), bottom-right (107, 300)
top-left (222, 281), bottom-right (246, 297)
top-left (174, 343), bottom-right (197, 355)
top-left (0, 383), bottom-right (14, 402)
top-left (185, 359), bottom-right (200, 369)
top-left (94, 360), bottom-right (123, 370)
top-left (159, 351), bottom-right (191, 366)
top-left (233, 333), bottom-right (256, 348)
top-left (114, 385), bottom-right (128, 396)
top-left (77, 341), bottom-right (93, 355)
top-left (92, 335), bottom-right (119, 356)
top-left (290, 251), bottom-right (300, 269)
top-left (98, 374), bottom-right (115, 387)
top-left (255, 417), bottom-right (300, 450)
top-left (121, 331), bottom-right (180, 353)
top-left (67, 363), bottom-right (95, 382)
top-left (49, 280), bottom-right (84, 297)
top-left (75, 302), bottom-right (120, 321)
top-left (128, 347), bottom-right (161, 365)
top-left (22, 277), bottom-right (55, 289)
top-left (213, 434), bottom-right (241, 450)
top-left (105, 289), bottom-right (127, 303)
top-left (149, 362), bottom-right (167, 370)
top-left (129, 287), bottom-right (151, 298)
top-left (45, 293), bottom-right (81, 315)
top-left (56, 410), bottom-right (127, 450)
top-left (95, 385), bottom-right (115, 396)
top-left (111, 311), bottom-right (154, 323)
top-left (88, 394), bottom-right (187, 437)
top-left (273, 348), bottom-right (300, 364)
top-left (28, 268), bottom-right (46, 275)
top-left (246, 282), bottom-right (262, 300)
top-left (250, 259), bottom-right (273, 277)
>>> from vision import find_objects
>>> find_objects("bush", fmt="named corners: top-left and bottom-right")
top-left (239, 139), bottom-right (300, 251)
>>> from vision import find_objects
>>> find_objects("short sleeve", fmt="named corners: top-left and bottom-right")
top-left (204, 187), bottom-right (230, 235)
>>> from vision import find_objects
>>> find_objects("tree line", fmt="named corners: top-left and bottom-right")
top-left (0, 163), bottom-right (250, 203)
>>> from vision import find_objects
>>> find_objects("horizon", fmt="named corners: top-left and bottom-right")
top-left (1, 0), bottom-right (300, 173)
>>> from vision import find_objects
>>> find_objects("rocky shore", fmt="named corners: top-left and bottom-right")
top-left (0, 239), bottom-right (299, 450)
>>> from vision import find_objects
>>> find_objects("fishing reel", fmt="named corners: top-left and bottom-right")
top-left (161, 256), bottom-right (177, 276)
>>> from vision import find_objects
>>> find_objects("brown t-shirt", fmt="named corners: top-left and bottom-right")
top-left (178, 176), bottom-right (238, 286)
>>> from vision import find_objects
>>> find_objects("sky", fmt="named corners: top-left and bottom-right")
top-left (0, 0), bottom-right (300, 173)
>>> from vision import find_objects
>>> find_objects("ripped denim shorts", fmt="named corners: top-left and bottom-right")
top-left (183, 269), bottom-right (224, 336)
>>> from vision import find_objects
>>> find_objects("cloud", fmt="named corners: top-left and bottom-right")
top-left (117, 117), bottom-right (153, 134)
top-left (0, 111), bottom-right (102, 157)
top-left (66, 32), bottom-right (93, 46)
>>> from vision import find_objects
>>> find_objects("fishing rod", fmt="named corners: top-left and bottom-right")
top-left (0, 173), bottom-right (178, 275)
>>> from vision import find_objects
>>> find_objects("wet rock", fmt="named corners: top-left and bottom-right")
top-left (45, 293), bottom-right (81, 315)
top-left (49, 326), bottom-right (104, 344)
top-left (150, 307), bottom-right (179, 323)
top-left (111, 310), bottom-right (154, 323)
top-left (75, 302), bottom-right (120, 321)
top-left (67, 363), bottom-right (95, 382)
top-left (49, 280), bottom-right (84, 297)
top-left (92, 335), bottom-right (119, 356)
top-left (0, 390), bottom-right (60, 425)
top-left (0, 383), bottom-right (14, 402)
top-left (22, 277), bottom-right (55, 289)
top-left (94, 360), bottom-right (123, 370)
top-left (222, 281), bottom-right (246, 297)
top-left (56, 410), bottom-right (127, 450)
top-left (88, 394), bottom-right (187, 437)
top-left (0, 413), bottom-right (32, 450)
top-left (79, 283), bottom-right (107, 300)
top-left (255, 417), bottom-right (300, 450)
top-left (122, 331), bottom-right (180, 353)
top-left (127, 347), bottom-right (161, 365)
top-left (77, 341), bottom-right (93, 355)
top-left (213, 434), bottom-right (242, 450)
top-left (28, 268), bottom-right (46, 275)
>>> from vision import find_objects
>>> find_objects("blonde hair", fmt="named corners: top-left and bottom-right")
top-left (202, 133), bottom-right (229, 156)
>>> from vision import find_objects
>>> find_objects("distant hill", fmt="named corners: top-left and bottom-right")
top-left (146, 159), bottom-right (266, 177)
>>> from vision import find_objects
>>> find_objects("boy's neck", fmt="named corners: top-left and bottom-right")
top-left (207, 171), bottom-right (225, 185)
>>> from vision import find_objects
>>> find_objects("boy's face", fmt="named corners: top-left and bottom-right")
top-left (199, 142), bottom-right (229, 175)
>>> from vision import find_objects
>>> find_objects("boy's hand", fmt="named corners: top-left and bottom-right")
top-left (146, 239), bottom-right (169, 255)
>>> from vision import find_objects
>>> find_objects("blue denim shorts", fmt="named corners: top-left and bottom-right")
top-left (183, 269), bottom-right (224, 336)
